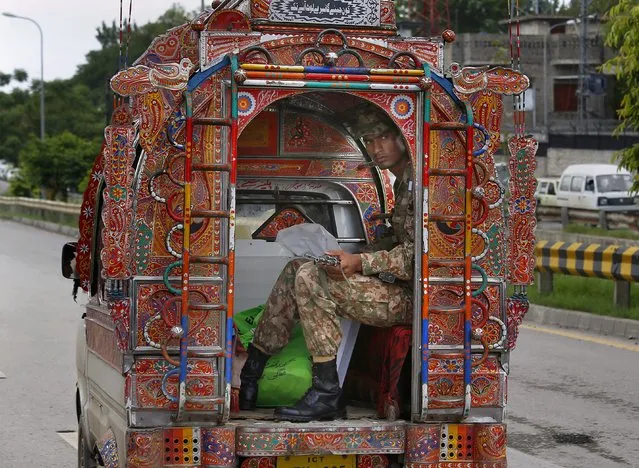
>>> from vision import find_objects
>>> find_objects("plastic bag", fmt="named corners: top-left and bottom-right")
top-left (275, 223), bottom-right (339, 257)
top-left (233, 305), bottom-right (312, 407)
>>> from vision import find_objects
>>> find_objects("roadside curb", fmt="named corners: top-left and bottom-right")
top-left (5, 217), bottom-right (79, 239)
top-left (524, 303), bottom-right (639, 341)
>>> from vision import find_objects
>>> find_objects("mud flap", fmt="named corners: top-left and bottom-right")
top-left (97, 429), bottom-right (120, 468)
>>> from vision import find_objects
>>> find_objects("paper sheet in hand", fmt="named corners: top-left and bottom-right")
top-left (275, 224), bottom-right (339, 256)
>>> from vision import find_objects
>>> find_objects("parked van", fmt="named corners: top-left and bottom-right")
top-left (556, 164), bottom-right (638, 212)
top-left (535, 177), bottom-right (560, 207)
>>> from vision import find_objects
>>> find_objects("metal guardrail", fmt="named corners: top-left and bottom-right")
top-left (536, 240), bottom-right (639, 282)
top-left (0, 196), bottom-right (81, 214)
top-left (0, 196), bottom-right (81, 227)
top-left (537, 205), bottom-right (639, 231)
top-left (535, 240), bottom-right (638, 307)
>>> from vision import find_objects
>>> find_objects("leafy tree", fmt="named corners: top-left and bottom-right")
top-left (0, 5), bottom-right (196, 200)
top-left (0, 68), bottom-right (28, 88)
top-left (0, 77), bottom-right (104, 165)
top-left (44, 79), bottom-right (105, 140)
top-left (603, 0), bottom-right (639, 189)
top-left (73, 5), bottom-right (192, 122)
top-left (0, 87), bottom-right (34, 165)
top-left (0, 72), bottom-right (12, 87)
top-left (13, 69), bottom-right (28, 83)
top-left (18, 131), bottom-right (101, 200)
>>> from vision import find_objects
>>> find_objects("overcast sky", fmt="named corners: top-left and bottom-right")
top-left (0, 1), bottom-right (204, 86)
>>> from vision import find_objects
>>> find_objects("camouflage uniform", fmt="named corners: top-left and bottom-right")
top-left (253, 166), bottom-right (415, 357)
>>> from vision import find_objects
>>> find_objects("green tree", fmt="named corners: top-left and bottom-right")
top-left (0, 87), bottom-right (34, 165)
top-left (73, 5), bottom-right (191, 123)
top-left (0, 77), bottom-right (104, 166)
top-left (13, 69), bottom-right (29, 83)
top-left (1, 4), bottom-right (192, 195)
top-left (603, 0), bottom-right (639, 189)
top-left (18, 131), bottom-right (101, 200)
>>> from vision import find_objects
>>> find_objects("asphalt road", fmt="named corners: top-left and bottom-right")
top-left (0, 220), bottom-right (637, 467)
top-left (508, 324), bottom-right (639, 467)
top-left (0, 220), bottom-right (78, 467)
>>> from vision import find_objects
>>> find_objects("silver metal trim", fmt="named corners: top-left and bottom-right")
top-left (413, 92), bottom-right (425, 422)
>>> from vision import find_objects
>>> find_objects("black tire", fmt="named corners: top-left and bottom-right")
top-left (78, 423), bottom-right (98, 468)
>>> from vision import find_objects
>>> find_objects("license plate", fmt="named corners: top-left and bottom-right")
top-left (277, 454), bottom-right (356, 468)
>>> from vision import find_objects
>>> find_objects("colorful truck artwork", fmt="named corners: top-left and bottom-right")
top-left (61, 1), bottom-right (538, 467)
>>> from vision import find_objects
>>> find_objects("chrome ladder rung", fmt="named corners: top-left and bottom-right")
top-left (429, 214), bottom-right (465, 222)
top-left (185, 396), bottom-right (226, 404)
top-left (429, 168), bottom-right (467, 177)
top-left (429, 306), bottom-right (464, 314)
top-left (430, 122), bottom-right (467, 131)
top-left (193, 117), bottom-right (232, 127)
top-left (190, 303), bottom-right (228, 312)
top-left (429, 259), bottom-right (465, 268)
top-left (429, 396), bottom-right (465, 403)
top-left (193, 163), bottom-right (232, 172)
top-left (191, 210), bottom-right (230, 219)
top-left (191, 256), bottom-right (228, 265)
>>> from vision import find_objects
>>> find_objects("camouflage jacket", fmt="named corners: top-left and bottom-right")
top-left (360, 165), bottom-right (415, 282)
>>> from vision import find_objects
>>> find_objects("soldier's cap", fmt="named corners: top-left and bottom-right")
top-left (345, 104), bottom-right (397, 140)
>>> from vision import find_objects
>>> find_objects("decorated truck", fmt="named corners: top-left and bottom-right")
top-left (61, 1), bottom-right (538, 466)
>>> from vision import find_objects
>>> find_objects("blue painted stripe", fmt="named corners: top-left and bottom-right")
top-left (464, 320), bottom-right (472, 386)
top-left (188, 57), bottom-right (231, 92)
top-left (162, 368), bottom-right (180, 403)
top-left (180, 315), bottom-right (189, 383)
top-left (430, 72), bottom-right (466, 113)
top-left (421, 318), bottom-right (429, 387)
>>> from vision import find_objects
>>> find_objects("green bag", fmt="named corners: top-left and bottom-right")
top-left (233, 305), bottom-right (312, 407)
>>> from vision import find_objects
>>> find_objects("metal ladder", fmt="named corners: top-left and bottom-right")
top-left (419, 67), bottom-right (489, 420)
top-left (161, 55), bottom-right (240, 422)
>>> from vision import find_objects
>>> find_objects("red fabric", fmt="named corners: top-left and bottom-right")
top-left (374, 325), bottom-right (412, 418)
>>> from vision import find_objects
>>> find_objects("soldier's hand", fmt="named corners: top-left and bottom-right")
top-left (323, 250), bottom-right (362, 280)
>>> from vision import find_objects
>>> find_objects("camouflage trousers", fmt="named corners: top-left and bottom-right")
top-left (253, 259), bottom-right (412, 357)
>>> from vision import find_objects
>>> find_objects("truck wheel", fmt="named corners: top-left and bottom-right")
top-left (78, 423), bottom-right (98, 468)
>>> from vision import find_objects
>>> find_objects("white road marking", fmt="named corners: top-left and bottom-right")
top-left (508, 448), bottom-right (564, 467)
top-left (0, 371), bottom-right (6, 379)
top-left (58, 431), bottom-right (78, 450)
top-left (521, 323), bottom-right (639, 352)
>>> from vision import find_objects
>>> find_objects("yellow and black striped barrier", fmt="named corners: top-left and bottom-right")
top-left (535, 240), bottom-right (639, 282)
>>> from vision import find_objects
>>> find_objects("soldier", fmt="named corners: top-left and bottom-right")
top-left (239, 105), bottom-right (415, 422)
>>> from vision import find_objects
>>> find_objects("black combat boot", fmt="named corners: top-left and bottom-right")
top-left (274, 359), bottom-right (346, 422)
top-left (239, 344), bottom-right (270, 410)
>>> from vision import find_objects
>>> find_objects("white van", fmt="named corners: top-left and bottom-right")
top-left (556, 164), bottom-right (639, 212)
top-left (535, 177), bottom-right (560, 207)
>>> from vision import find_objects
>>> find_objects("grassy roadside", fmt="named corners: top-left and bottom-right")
top-left (0, 207), bottom-right (79, 229)
top-left (524, 274), bottom-right (639, 321)
top-left (563, 223), bottom-right (639, 241)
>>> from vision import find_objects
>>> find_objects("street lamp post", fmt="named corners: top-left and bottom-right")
top-left (2, 12), bottom-right (45, 141)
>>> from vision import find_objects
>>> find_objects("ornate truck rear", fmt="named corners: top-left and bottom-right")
top-left (61, 1), bottom-right (537, 467)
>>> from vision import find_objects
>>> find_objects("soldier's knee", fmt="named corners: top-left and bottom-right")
top-left (294, 262), bottom-right (319, 296)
